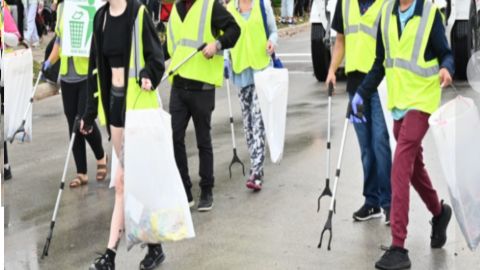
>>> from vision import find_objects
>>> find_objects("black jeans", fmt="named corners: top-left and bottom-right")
top-left (61, 80), bottom-right (105, 174)
top-left (170, 87), bottom-right (215, 191)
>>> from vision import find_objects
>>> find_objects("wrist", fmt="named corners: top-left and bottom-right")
top-left (215, 40), bottom-right (222, 51)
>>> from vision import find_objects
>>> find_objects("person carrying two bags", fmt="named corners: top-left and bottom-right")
top-left (226, 0), bottom-right (277, 191)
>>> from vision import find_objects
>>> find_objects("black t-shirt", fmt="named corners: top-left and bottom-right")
top-left (331, 0), bottom-right (376, 34)
top-left (103, 8), bottom-right (129, 68)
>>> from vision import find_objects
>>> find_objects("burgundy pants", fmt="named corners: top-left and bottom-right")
top-left (391, 110), bottom-right (442, 248)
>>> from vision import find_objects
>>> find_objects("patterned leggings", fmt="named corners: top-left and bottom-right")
top-left (237, 85), bottom-right (266, 178)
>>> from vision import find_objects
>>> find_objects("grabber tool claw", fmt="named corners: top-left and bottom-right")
top-left (317, 82), bottom-right (334, 212)
top-left (318, 104), bottom-right (351, 250)
top-left (225, 62), bottom-right (245, 178)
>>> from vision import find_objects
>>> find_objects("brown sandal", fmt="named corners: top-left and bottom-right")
top-left (69, 175), bottom-right (88, 188)
top-left (96, 154), bottom-right (108, 181)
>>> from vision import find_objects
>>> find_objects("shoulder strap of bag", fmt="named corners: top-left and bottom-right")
top-left (259, 0), bottom-right (269, 39)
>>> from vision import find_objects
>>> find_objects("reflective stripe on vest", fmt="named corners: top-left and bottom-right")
top-left (382, 0), bottom-right (441, 114)
top-left (343, 0), bottom-right (383, 39)
top-left (383, 1), bottom-right (439, 77)
top-left (125, 5), bottom-right (160, 111)
top-left (166, 0), bottom-right (224, 87)
top-left (342, 0), bottom-right (385, 73)
top-left (168, 0), bottom-right (209, 53)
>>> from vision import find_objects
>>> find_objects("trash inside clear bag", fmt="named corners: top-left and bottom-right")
top-left (429, 96), bottom-right (480, 250)
top-left (124, 108), bottom-right (195, 250)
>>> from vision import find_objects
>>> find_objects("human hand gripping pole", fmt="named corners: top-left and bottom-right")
top-left (224, 57), bottom-right (245, 178)
top-left (318, 104), bottom-right (354, 251)
top-left (8, 70), bottom-right (43, 143)
top-left (317, 82), bottom-right (334, 212)
top-left (160, 43), bottom-right (207, 83)
top-left (41, 117), bottom-right (81, 259)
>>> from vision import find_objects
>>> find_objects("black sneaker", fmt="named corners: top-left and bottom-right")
top-left (375, 246), bottom-right (411, 270)
top-left (186, 188), bottom-right (194, 208)
top-left (4, 166), bottom-right (12, 181)
top-left (139, 244), bottom-right (165, 270)
top-left (384, 208), bottom-right (391, 226)
top-left (89, 249), bottom-right (115, 270)
top-left (353, 205), bottom-right (382, 221)
top-left (198, 189), bottom-right (213, 212)
top-left (430, 200), bottom-right (452, 248)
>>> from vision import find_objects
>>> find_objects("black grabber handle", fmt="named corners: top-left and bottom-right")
top-left (327, 82), bottom-right (334, 97)
top-left (346, 103), bottom-right (365, 119)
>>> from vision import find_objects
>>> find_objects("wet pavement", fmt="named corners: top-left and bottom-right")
top-left (4, 27), bottom-right (480, 270)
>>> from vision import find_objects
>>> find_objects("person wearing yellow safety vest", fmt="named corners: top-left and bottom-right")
top-left (43, 0), bottom-right (107, 189)
top-left (327, 0), bottom-right (393, 225)
top-left (225, 0), bottom-right (277, 191)
top-left (352, 0), bottom-right (454, 269)
top-left (165, 0), bottom-right (240, 212)
top-left (80, 0), bottom-right (165, 269)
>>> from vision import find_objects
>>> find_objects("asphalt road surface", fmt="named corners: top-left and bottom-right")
top-left (4, 27), bottom-right (480, 270)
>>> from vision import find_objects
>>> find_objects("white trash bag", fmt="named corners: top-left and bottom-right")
top-left (3, 49), bottom-right (34, 142)
top-left (124, 108), bottom-right (195, 250)
top-left (429, 96), bottom-right (480, 250)
top-left (254, 67), bottom-right (289, 163)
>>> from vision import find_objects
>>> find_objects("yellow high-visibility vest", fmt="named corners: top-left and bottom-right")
top-left (227, 0), bottom-right (270, 74)
top-left (381, 0), bottom-right (441, 114)
top-left (166, 0), bottom-right (223, 87)
top-left (56, 3), bottom-right (89, 76)
top-left (343, 0), bottom-right (385, 74)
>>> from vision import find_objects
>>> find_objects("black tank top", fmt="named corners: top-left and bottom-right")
top-left (103, 8), bottom-right (128, 68)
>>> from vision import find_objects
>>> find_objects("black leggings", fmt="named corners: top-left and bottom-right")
top-left (61, 80), bottom-right (105, 174)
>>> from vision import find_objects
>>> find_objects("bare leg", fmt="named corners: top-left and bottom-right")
top-left (107, 126), bottom-right (125, 250)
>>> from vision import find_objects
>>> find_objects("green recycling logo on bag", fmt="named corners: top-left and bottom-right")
top-left (62, 0), bottom-right (103, 57)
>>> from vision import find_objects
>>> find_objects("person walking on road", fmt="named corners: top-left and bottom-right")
top-left (23, 0), bottom-right (42, 46)
top-left (43, 0), bottom-right (107, 188)
top-left (165, 0), bottom-right (240, 211)
top-left (352, 0), bottom-right (454, 269)
top-left (80, 0), bottom-right (165, 268)
top-left (326, 0), bottom-right (392, 224)
top-left (225, 0), bottom-right (277, 191)
top-left (281, 0), bottom-right (294, 24)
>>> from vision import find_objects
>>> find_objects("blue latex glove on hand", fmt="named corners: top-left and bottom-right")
top-left (42, 60), bottom-right (51, 73)
top-left (350, 93), bottom-right (367, 123)
top-left (224, 58), bottom-right (232, 80)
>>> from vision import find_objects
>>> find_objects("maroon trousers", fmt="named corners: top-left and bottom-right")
top-left (391, 110), bottom-right (442, 248)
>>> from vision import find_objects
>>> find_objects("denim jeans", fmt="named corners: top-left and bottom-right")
top-left (281, 0), bottom-right (294, 17)
top-left (349, 91), bottom-right (392, 209)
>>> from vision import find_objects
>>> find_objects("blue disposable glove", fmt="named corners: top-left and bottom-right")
top-left (42, 60), bottom-right (51, 73)
top-left (350, 92), bottom-right (367, 123)
top-left (224, 58), bottom-right (232, 80)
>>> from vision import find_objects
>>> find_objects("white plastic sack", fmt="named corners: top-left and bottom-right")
top-left (124, 108), bottom-right (195, 250)
top-left (3, 49), bottom-right (34, 142)
top-left (254, 67), bottom-right (289, 163)
top-left (378, 79), bottom-right (396, 153)
top-left (429, 96), bottom-right (480, 250)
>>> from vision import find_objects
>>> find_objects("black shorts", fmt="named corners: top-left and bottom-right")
top-left (109, 86), bottom-right (126, 128)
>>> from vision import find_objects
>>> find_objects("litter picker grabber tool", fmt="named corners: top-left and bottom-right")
top-left (8, 71), bottom-right (43, 143)
top-left (41, 117), bottom-right (80, 259)
top-left (318, 104), bottom-right (364, 250)
top-left (160, 43), bottom-right (207, 83)
top-left (224, 65), bottom-right (245, 178)
top-left (317, 82), bottom-right (334, 212)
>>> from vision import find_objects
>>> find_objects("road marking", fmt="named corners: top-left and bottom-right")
top-left (276, 53), bottom-right (312, 57)
top-left (288, 71), bottom-right (313, 75)
top-left (282, 60), bottom-right (313, 64)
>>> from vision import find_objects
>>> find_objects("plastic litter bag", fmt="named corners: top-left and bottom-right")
top-left (429, 96), bottom-right (480, 250)
top-left (124, 108), bottom-right (195, 250)
top-left (254, 67), bottom-right (289, 163)
top-left (3, 49), bottom-right (34, 143)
